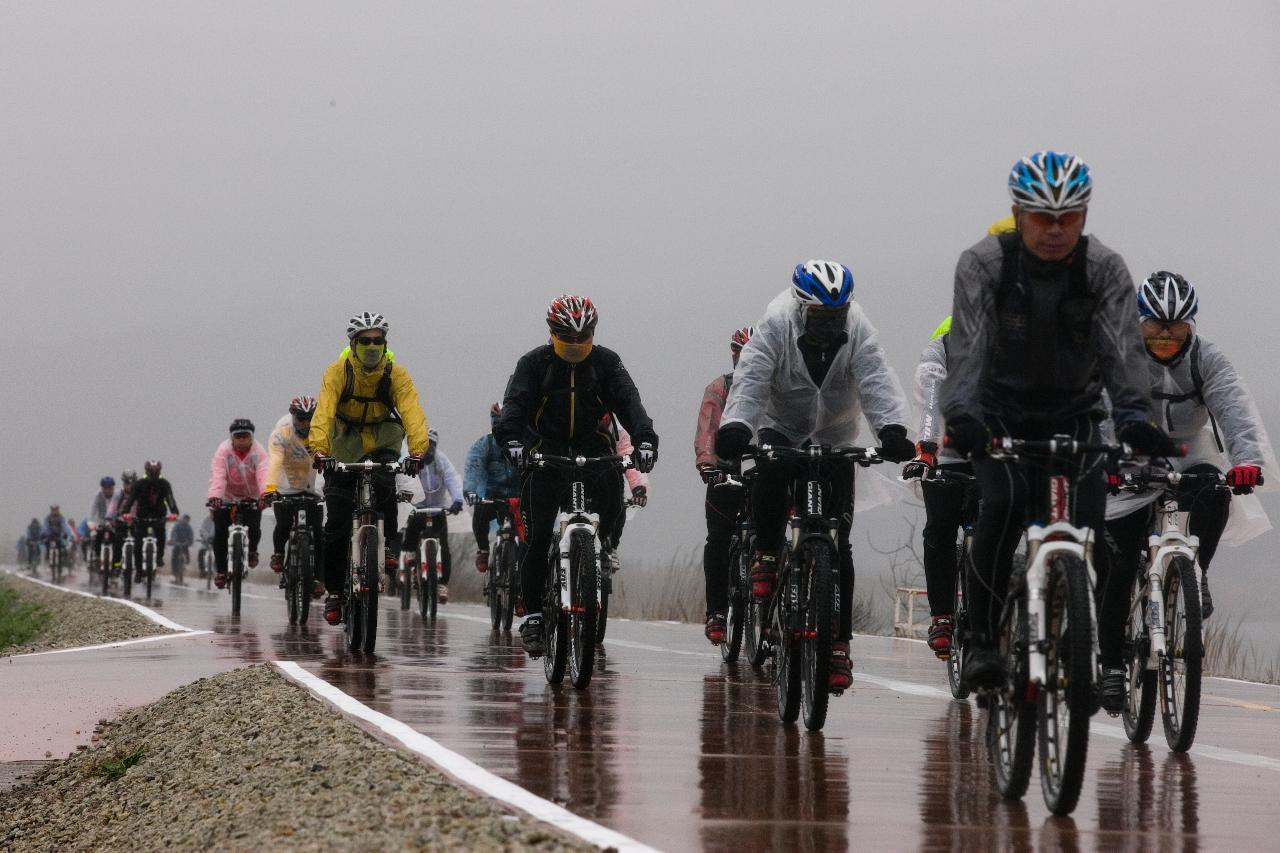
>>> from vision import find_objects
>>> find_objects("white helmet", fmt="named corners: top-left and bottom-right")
top-left (1137, 271), bottom-right (1199, 323)
top-left (347, 312), bottom-right (389, 339)
top-left (1008, 151), bottom-right (1092, 211)
top-left (791, 261), bottom-right (854, 307)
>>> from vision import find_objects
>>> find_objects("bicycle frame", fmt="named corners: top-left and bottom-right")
top-left (333, 461), bottom-right (399, 595)
top-left (405, 507), bottom-right (446, 589)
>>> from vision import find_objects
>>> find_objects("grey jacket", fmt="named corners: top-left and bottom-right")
top-left (722, 289), bottom-right (910, 446)
top-left (940, 234), bottom-right (1152, 428)
top-left (913, 337), bottom-right (963, 464)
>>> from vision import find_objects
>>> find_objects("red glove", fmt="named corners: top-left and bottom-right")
top-left (166, 513), bottom-right (178, 522)
top-left (916, 442), bottom-right (938, 469)
top-left (1226, 465), bottom-right (1263, 494)
top-left (122, 513), bottom-right (134, 524)
top-left (1107, 473), bottom-right (1121, 495)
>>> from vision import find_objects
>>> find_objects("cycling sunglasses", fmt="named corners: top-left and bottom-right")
top-left (1023, 209), bottom-right (1085, 228)
top-left (354, 336), bottom-right (386, 346)
top-left (552, 330), bottom-right (593, 344)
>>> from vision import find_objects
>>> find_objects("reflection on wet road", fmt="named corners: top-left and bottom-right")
top-left (79, 578), bottom-right (1280, 850)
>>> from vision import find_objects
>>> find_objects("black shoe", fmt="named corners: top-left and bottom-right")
top-left (1099, 666), bottom-right (1126, 715)
top-left (1200, 573), bottom-right (1213, 619)
top-left (519, 614), bottom-right (545, 658)
top-left (962, 645), bottom-right (1004, 691)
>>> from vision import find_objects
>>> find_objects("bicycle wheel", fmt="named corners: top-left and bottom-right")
top-left (500, 540), bottom-right (517, 632)
top-left (296, 534), bottom-right (313, 626)
top-left (144, 546), bottom-right (154, 600)
top-left (775, 618), bottom-right (802, 724)
top-left (721, 536), bottom-right (745, 663)
top-left (101, 547), bottom-right (111, 596)
top-left (230, 538), bottom-right (243, 616)
top-left (987, 583), bottom-right (1036, 800)
top-left (285, 542), bottom-right (300, 625)
top-left (1160, 556), bottom-right (1202, 752)
top-left (360, 531), bottom-right (380, 654)
top-left (425, 541), bottom-right (438, 621)
top-left (1122, 576), bottom-right (1156, 744)
top-left (800, 541), bottom-right (835, 731)
top-left (743, 542), bottom-right (770, 669)
top-left (543, 558), bottom-right (569, 685)
top-left (399, 554), bottom-right (412, 611)
top-left (596, 562), bottom-right (610, 645)
top-left (948, 542), bottom-right (970, 700)
top-left (1038, 553), bottom-right (1095, 816)
top-left (122, 546), bottom-right (133, 599)
top-left (490, 540), bottom-right (510, 630)
top-left (568, 530), bottom-right (598, 689)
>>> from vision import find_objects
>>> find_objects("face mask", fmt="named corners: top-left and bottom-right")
top-left (356, 343), bottom-right (385, 368)
top-left (552, 339), bottom-right (593, 364)
top-left (803, 307), bottom-right (848, 348)
top-left (1145, 336), bottom-right (1183, 361)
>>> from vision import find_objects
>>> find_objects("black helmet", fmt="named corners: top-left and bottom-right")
top-left (229, 418), bottom-right (255, 435)
top-left (121, 470), bottom-right (138, 485)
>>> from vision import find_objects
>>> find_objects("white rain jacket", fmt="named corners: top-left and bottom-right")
top-left (913, 336), bottom-right (964, 465)
top-left (722, 289), bottom-right (911, 511)
top-left (1105, 335), bottom-right (1275, 545)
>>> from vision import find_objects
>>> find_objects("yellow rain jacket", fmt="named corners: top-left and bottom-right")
top-left (309, 350), bottom-right (430, 462)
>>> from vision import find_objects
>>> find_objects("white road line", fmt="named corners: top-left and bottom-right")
top-left (7, 630), bottom-right (212, 659)
top-left (273, 660), bottom-right (662, 853)
top-left (3, 569), bottom-right (197, 632)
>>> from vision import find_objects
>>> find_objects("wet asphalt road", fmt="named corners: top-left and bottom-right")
top-left (7, 571), bottom-right (1280, 852)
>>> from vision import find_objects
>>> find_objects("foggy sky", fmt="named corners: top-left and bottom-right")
top-left (3, 4), bottom-right (1278, 618)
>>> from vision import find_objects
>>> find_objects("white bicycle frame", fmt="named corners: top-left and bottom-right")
top-left (120, 531), bottom-right (137, 575)
top-left (227, 521), bottom-right (249, 575)
top-left (1135, 497), bottom-right (1200, 669)
top-left (401, 508), bottom-right (445, 588)
top-left (555, 481), bottom-right (600, 613)
top-left (141, 526), bottom-right (159, 578)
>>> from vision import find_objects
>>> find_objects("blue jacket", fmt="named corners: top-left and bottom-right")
top-left (464, 434), bottom-right (520, 499)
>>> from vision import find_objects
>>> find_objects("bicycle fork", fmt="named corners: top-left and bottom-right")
top-left (1024, 526), bottom-right (1098, 689)
top-left (351, 523), bottom-right (383, 594)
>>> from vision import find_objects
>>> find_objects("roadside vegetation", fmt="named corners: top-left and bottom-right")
top-left (0, 581), bottom-right (48, 652)
top-left (0, 574), bottom-right (170, 656)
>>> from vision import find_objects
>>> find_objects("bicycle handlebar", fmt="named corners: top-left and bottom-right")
top-left (1116, 466), bottom-right (1229, 491)
top-left (745, 444), bottom-right (884, 466)
top-left (528, 452), bottom-right (632, 470)
top-left (332, 460), bottom-right (404, 474)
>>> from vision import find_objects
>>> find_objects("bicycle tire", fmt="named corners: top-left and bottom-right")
top-left (948, 542), bottom-right (970, 700)
top-left (286, 540), bottom-right (300, 625)
top-left (144, 543), bottom-right (154, 600)
top-left (296, 532), bottom-right (313, 626)
top-left (775, 622), bottom-right (802, 723)
top-left (1038, 553), bottom-right (1094, 816)
top-left (122, 544), bottom-right (134, 599)
top-left (361, 530), bottom-right (380, 654)
top-left (721, 536), bottom-right (745, 663)
top-left (800, 540), bottom-right (834, 731)
top-left (1122, 576), bottom-right (1156, 744)
top-left (1160, 556), bottom-right (1202, 752)
top-left (743, 541), bottom-right (770, 669)
top-left (500, 540), bottom-right (517, 632)
top-left (543, 547), bottom-right (568, 685)
top-left (425, 540), bottom-right (438, 621)
top-left (568, 529), bottom-right (598, 689)
top-left (596, 565), bottom-right (610, 645)
top-left (101, 546), bottom-right (111, 596)
top-left (490, 539), bottom-right (511, 630)
top-left (230, 536), bottom-right (243, 616)
top-left (988, 583), bottom-right (1035, 800)
top-left (399, 553), bottom-right (412, 611)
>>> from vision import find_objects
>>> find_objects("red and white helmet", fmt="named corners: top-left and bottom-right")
top-left (547, 295), bottom-right (598, 336)
top-left (730, 326), bottom-right (754, 353)
top-left (289, 396), bottom-right (318, 417)
top-left (144, 460), bottom-right (162, 477)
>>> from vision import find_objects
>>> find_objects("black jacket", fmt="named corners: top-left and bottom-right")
top-left (124, 477), bottom-right (178, 518)
top-left (494, 345), bottom-right (658, 456)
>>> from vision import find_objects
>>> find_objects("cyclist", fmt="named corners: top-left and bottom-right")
top-left (41, 505), bottom-right (77, 563)
top-left (716, 262), bottom-right (915, 692)
top-left (170, 513), bottom-right (194, 578)
top-left (494, 294), bottom-right (659, 658)
top-left (197, 510), bottom-right (216, 577)
top-left (105, 470), bottom-right (138, 568)
top-left (76, 517), bottom-right (92, 562)
top-left (1099, 272), bottom-right (1273, 709)
top-left (87, 476), bottom-right (115, 533)
top-left (263, 396), bottom-right (325, 598)
top-left (463, 403), bottom-right (523, 574)
top-left (207, 419), bottom-right (269, 588)
top-left (121, 460), bottom-right (179, 572)
top-left (694, 326), bottom-right (753, 644)
top-left (400, 428), bottom-right (464, 603)
top-left (309, 312), bottom-right (431, 626)
top-left (940, 150), bottom-right (1169, 690)
top-left (903, 314), bottom-right (983, 658)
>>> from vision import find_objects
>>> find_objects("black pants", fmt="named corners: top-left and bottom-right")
top-left (703, 482), bottom-right (745, 615)
top-left (472, 503), bottom-right (501, 551)
top-left (519, 465), bottom-right (623, 616)
top-left (213, 506), bottom-right (262, 574)
top-left (967, 416), bottom-right (1108, 647)
top-left (921, 463), bottom-right (976, 616)
top-left (751, 430), bottom-right (857, 641)
top-left (1100, 462), bottom-right (1231, 666)
top-left (322, 461), bottom-right (399, 594)
top-left (132, 517), bottom-right (168, 565)
top-left (402, 513), bottom-right (452, 584)
top-left (272, 500), bottom-right (325, 562)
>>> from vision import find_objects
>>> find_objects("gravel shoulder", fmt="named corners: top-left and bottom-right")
top-left (0, 665), bottom-right (595, 852)
top-left (0, 574), bottom-right (173, 656)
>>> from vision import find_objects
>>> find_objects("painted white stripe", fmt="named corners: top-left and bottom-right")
top-left (8, 630), bottom-right (212, 659)
top-left (4, 569), bottom-right (196, 632)
top-left (273, 660), bottom-right (662, 853)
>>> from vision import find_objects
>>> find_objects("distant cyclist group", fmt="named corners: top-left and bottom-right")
top-left (21, 149), bottom-right (1272, 816)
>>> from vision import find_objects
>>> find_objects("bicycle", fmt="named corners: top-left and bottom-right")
top-left (25, 540), bottom-right (39, 575)
top-left (981, 435), bottom-right (1128, 817)
top-left (199, 538), bottom-right (215, 589)
top-left (119, 527), bottom-right (137, 599)
top-left (714, 469), bottom-right (754, 665)
top-left (332, 460), bottom-right (402, 654)
top-left (45, 538), bottom-right (67, 584)
top-left (527, 451), bottom-right (630, 689)
top-left (273, 493), bottom-right (322, 626)
top-left (171, 544), bottom-right (190, 586)
top-left (749, 443), bottom-right (883, 731)
top-left (96, 526), bottom-right (117, 596)
top-left (1116, 466), bottom-right (1222, 752)
top-left (475, 497), bottom-right (523, 631)
top-left (903, 465), bottom-right (980, 699)
top-left (133, 516), bottom-right (169, 600)
top-left (223, 499), bottom-right (260, 616)
top-left (400, 505), bottom-right (447, 620)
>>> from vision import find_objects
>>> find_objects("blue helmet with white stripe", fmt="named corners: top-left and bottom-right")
top-left (1008, 151), bottom-right (1092, 211)
top-left (791, 260), bottom-right (854, 308)
top-left (1137, 271), bottom-right (1198, 322)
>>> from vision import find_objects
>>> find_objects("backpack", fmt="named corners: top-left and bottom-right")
top-left (336, 360), bottom-right (401, 429)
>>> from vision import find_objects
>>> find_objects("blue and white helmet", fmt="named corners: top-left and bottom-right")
top-left (791, 260), bottom-right (854, 307)
top-left (1137, 271), bottom-right (1198, 323)
top-left (1008, 151), bottom-right (1092, 211)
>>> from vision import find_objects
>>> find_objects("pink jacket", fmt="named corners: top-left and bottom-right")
top-left (694, 374), bottom-right (732, 468)
top-left (615, 424), bottom-right (649, 492)
top-left (208, 439), bottom-right (270, 501)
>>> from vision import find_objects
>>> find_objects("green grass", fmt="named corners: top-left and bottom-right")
top-left (86, 746), bottom-right (145, 782)
top-left (0, 583), bottom-right (49, 652)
